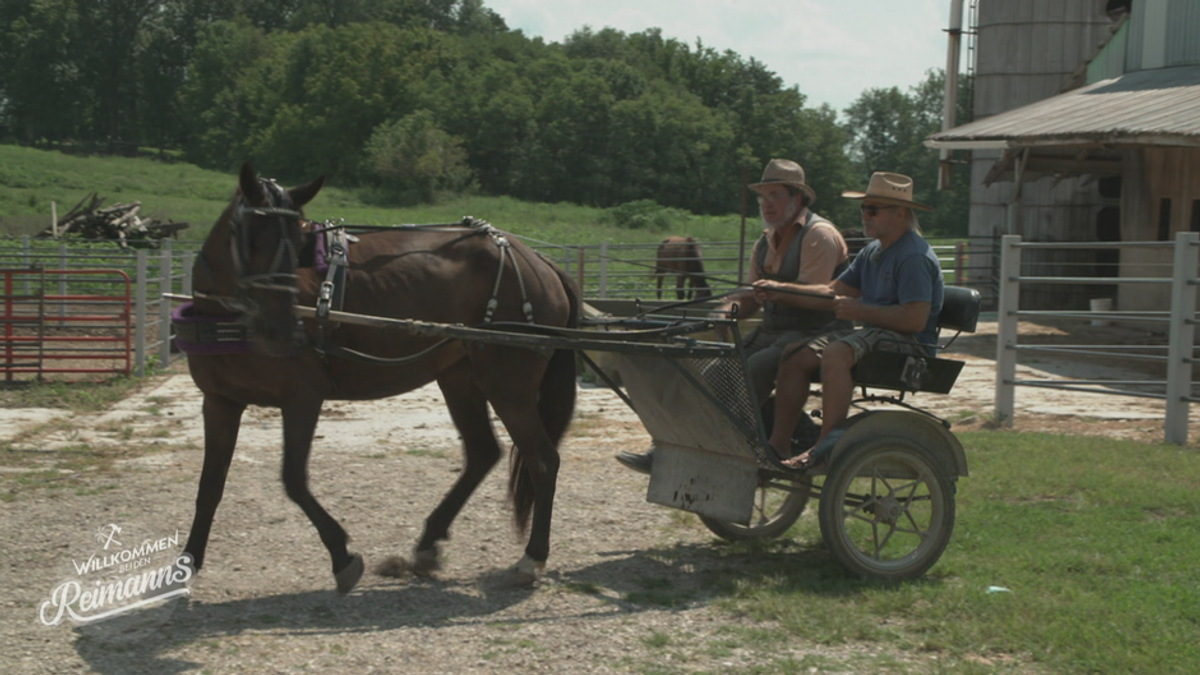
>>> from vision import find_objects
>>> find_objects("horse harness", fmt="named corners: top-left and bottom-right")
top-left (178, 212), bottom-right (540, 363)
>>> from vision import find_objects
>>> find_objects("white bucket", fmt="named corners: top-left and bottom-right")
top-left (1089, 298), bottom-right (1114, 327)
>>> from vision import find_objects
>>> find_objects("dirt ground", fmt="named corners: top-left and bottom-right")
top-left (0, 317), bottom-right (1192, 675)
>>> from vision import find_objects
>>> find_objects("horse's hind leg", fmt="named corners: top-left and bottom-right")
top-left (279, 397), bottom-right (361, 593)
top-left (489, 401), bottom-right (557, 581)
top-left (414, 362), bottom-right (503, 572)
top-left (184, 393), bottom-right (246, 571)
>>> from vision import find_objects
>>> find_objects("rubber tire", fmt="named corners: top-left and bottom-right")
top-left (700, 475), bottom-right (812, 541)
top-left (818, 437), bottom-right (955, 580)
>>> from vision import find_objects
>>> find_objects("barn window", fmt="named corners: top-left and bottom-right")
top-left (1158, 198), bottom-right (1172, 241)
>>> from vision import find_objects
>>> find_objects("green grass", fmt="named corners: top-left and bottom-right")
top-left (0, 144), bottom-right (747, 245)
top-left (0, 377), bottom-right (146, 411)
top-left (706, 430), bottom-right (1200, 674)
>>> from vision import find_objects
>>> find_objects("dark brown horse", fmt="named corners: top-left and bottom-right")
top-left (654, 236), bottom-right (712, 300)
top-left (181, 163), bottom-right (579, 592)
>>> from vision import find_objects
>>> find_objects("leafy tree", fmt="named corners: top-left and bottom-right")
top-left (179, 18), bottom-right (279, 169)
top-left (843, 69), bottom-right (972, 235)
top-left (0, 0), bottom-right (86, 144)
top-left (74, 0), bottom-right (162, 152)
top-left (363, 109), bottom-right (474, 202)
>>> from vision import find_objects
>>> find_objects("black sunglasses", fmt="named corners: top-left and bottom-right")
top-left (860, 204), bottom-right (899, 217)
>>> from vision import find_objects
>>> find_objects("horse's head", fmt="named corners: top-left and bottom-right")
top-left (222, 162), bottom-right (325, 356)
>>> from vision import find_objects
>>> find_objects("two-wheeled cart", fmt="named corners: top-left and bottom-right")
top-left (271, 284), bottom-right (979, 581)
top-left (575, 285), bottom-right (978, 580)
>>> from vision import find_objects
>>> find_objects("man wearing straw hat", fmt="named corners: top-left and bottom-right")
top-left (769, 171), bottom-right (944, 468)
top-left (616, 158), bottom-right (850, 474)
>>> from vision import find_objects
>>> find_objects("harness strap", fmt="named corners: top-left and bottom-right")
top-left (314, 228), bottom-right (351, 354)
top-left (480, 222), bottom-right (535, 325)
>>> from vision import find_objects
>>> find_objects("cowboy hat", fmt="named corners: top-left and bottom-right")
top-left (842, 172), bottom-right (933, 211)
top-left (749, 159), bottom-right (817, 204)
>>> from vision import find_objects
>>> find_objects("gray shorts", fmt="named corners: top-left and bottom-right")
top-left (797, 327), bottom-right (929, 364)
top-left (741, 326), bottom-right (835, 403)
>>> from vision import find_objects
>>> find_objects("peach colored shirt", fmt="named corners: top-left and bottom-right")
top-left (758, 213), bottom-right (848, 284)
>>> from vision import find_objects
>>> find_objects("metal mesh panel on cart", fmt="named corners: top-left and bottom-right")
top-left (614, 345), bottom-right (772, 468)
top-left (688, 355), bottom-right (761, 447)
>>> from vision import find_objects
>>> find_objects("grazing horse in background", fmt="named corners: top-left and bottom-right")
top-left (654, 236), bottom-right (712, 300)
top-left (180, 162), bottom-right (579, 592)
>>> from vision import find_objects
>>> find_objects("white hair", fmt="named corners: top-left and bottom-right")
top-left (905, 208), bottom-right (923, 235)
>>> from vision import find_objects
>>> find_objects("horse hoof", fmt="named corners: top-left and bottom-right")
top-left (507, 554), bottom-right (545, 587)
top-left (412, 546), bottom-right (441, 575)
top-left (335, 554), bottom-right (364, 594)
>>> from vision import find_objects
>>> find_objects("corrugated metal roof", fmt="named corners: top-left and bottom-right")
top-left (928, 64), bottom-right (1200, 149)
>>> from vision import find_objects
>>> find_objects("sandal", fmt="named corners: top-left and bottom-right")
top-left (781, 431), bottom-right (842, 471)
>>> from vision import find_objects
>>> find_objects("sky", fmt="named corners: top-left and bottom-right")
top-left (485, 0), bottom-right (959, 114)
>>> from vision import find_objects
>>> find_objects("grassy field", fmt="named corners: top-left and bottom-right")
top-left (0, 145), bottom-right (748, 246)
top-left (701, 430), bottom-right (1200, 675)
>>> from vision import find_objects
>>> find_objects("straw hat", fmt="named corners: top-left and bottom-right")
top-left (842, 172), bottom-right (933, 211)
top-left (749, 159), bottom-right (817, 204)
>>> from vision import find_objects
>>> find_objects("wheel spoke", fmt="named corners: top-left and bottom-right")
top-left (873, 523), bottom-right (898, 559)
top-left (818, 439), bottom-right (956, 580)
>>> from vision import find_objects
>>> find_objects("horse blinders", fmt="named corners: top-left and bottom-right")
top-left (227, 178), bottom-right (308, 351)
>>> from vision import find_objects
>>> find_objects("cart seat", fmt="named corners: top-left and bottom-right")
top-left (849, 285), bottom-right (981, 395)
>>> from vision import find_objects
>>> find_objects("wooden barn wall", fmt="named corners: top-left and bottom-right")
top-left (1118, 147), bottom-right (1200, 317)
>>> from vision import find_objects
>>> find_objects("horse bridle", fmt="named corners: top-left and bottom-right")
top-left (226, 178), bottom-right (305, 311)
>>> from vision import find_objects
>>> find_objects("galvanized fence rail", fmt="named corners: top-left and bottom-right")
top-left (530, 237), bottom-right (990, 302)
top-left (0, 232), bottom-right (992, 380)
top-left (995, 232), bottom-right (1198, 444)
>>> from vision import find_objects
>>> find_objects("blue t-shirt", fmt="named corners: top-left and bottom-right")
top-left (837, 230), bottom-right (944, 346)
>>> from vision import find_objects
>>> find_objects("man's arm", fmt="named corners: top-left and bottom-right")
top-left (835, 251), bottom-right (939, 334)
top-left (715, 241), bottom-right (763, 320)
top-left (831, 299), bottom-right (930, 334)
top-left (750, 226), bottom-right (846, 310)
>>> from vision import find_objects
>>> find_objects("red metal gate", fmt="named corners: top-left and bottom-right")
top-left (0, 269), bottom-right (132, 380)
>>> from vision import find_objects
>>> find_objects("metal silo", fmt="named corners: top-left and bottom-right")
top-left (967, 0), bottom-right (1117, 309)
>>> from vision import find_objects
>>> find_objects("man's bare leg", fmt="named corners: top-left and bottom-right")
top-left (786, 342), bottom-right (856, 467)
top-left (767, 345), bottom-right (820, 457)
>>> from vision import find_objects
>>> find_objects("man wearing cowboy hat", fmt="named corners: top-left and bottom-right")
top-left (766, 171), bottom-right (944, 468)
top-left (616, 158), bottom-right (850, 475)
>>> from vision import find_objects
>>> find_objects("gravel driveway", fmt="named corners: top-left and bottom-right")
top-left (0, 319), bottom-right (1186, 674)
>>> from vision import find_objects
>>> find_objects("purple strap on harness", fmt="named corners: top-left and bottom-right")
top-left (314, 228), bottom-right (329, 274)
top-left (171, 302), bottom-right (254, 355)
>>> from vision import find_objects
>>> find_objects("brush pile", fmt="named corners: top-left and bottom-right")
top-left (38, 192), bottom-right (188, 247)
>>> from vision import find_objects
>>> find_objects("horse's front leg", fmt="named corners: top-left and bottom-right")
top-left (184, 393), bottom-right (247, 572)
top-left (280, 396), bottom-right (362, 593)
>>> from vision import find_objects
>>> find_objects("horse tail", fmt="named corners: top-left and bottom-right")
top-left (509, 264), bottom-right (580, 533)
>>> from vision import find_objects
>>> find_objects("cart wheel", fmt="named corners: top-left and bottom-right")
top-left (818, 437), bottom-right (955, 580)
top-left (700, 474), bottom-right (812, 541)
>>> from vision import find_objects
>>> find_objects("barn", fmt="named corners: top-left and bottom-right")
top-left (928, 0), bottom-right (1200, 313)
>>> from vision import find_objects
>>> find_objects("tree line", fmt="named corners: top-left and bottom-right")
top-left (0, 0), bottom-right (971, 234)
